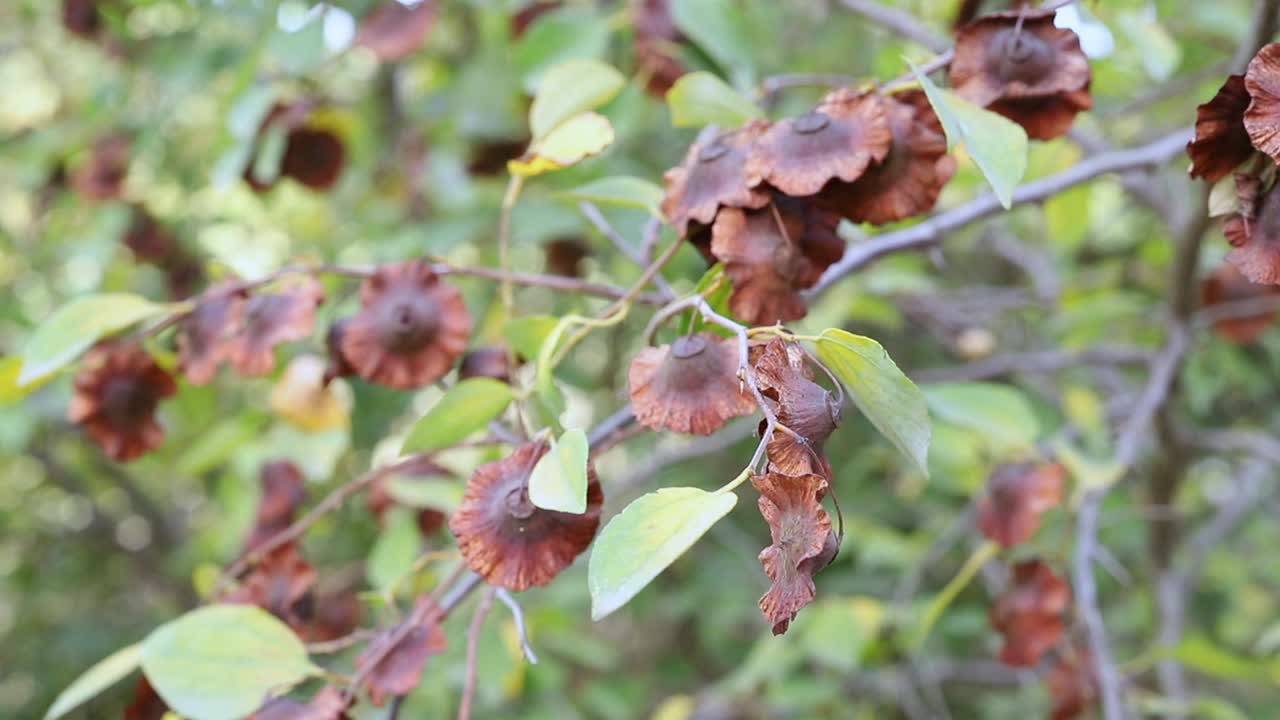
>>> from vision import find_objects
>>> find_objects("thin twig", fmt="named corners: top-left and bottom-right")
top-left (496, 589), bottom-right (539, 664)
top-left (578, 202), bottom-right (677, 300)
top-left (458, 586), bottom-right (498, 720)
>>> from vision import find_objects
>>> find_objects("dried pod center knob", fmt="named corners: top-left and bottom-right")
top-left (101, 376), bottom-right (153, 424)
top-left (994, 29), bottom-right (1053, 83)
top-left (697, 142), bottom-right (730, 163)
top-left (793, 112), bottom-right (831, 135)
top-left (376, 289), bottom-right (441, 352)
top-left (670, 335), bottom-right (709, 359)
top-left (504, 486), bottom-right (537, 520)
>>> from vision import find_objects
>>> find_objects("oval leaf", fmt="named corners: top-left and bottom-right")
top-left (909, 60), bottom-right (1027, 209)
top-left (558, 176), bottom-right (665, 217)
top-left (528, 428), bottom-right (590, 513)
top-left (589, 487), bottom-right (738, 620)
top-left (666, 71), bottom-right (763, 129)
top-left (509, 112), bottom-right (616, 177)
top-left (140, 604), bottom-right (318, 720)
top-left (816, 329), bottom-right (931, 478)
top-left (19, 293), bottom-right (172, 385)
top-left (367, 508), bottom-right (423, 592)
top-left (923, 381), bottom-right (1039, 451)
top-left (529, 58), bottom-right (626, 141)
top-left (401, 378), bottom-right (515, 454)
top-left (45, 643), bottom-right (142, 720)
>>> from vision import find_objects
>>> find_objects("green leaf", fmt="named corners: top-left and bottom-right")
top-left (528, 428), bottom-right (590, 513)
top-left (816, 329), bottom-right (931, 477)
top-left (924, 382), bottom-right (1039, 452)
top-left (558, 176), bottom-right (665, 217)
top-left (509, 112), bottom-right (616, 176)
top-left (1, 355), bottom-right (48, 405)
top-left (529, 58), bottom-right (626, 141)
top-left (140, 605), bottom-right (319, 720)
top-left (250, 121), bottom-right (288, 185)
top-left (909, 60), bottom-right (1027, 208)
top-left (504, 315), bottom-right (560, 362)
top-left (679, 264), bottom-right (734, 337)
top-left (670, 0), bottom-right (757, 84)
top-left (513, 7), bottom-right (610, 94)
top-left (45, 643), bottom-right (141, 720)
top-left (266, 11), bottom-right (328, 76)
top-left (1118, 11), bottom-right (1181, 82)
top-left (226, 84), bottom-right (276, 140)
top-left (367, 508), bottom-right (422, 592)
top-left (19, 294), bottom-right (172, 385)
top-left (666, 71), bottom-right (763, 129)
top-left (386, 477), bottom-right (465, 513)
top-left (401, 378), bottom-right (515, 454)
top-left (589, 487), bottom-right (738, 620)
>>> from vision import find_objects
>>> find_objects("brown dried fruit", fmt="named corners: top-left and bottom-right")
top-left (989, 559), bottom-right (1070, 667)
top-left (754, 339), bottom-right (840, 477)
top-left (662, 123), bottom-right (771, 237)
top-left (459, 346), bottom-right (514, 384)
top-left (124, 676), bottom-right (169, 720)
top-left (1224, 177), bottom-right (1280, 284)
top-left (1046, 643), bottom-right (1099, 720)
top-left (178, 283), bottom-right (247, 385)
top-left (544, 236), bottom-right (592, 277)
top-left (949, 10), bottom-right (1092, 140)
top-left (357, 599), bottom-right (447, 706)
top-left (223, 544), bottom-right (317, 634)
top-left (976, 461), bottom-right (1066, 548)
top-left (754, 471), bottom-right (838, 635)
top-left (252, 685), bottom-right (351, 720)
top-left (631, 0), bottom-right (687, 97)
top-left (816, 90), bottom-right (956, 225)
top-left (1187, 75), bottom-right (1255, 182)
top-left (281, 127), bottom-right (346, 190)
top-left (226, 277), bottom-right (325, 376)
top-left (340, 260), bottom-right (472, 389)
top-left (243, 461), bottom-right (307, 553)
top-left (628, 332), bottom-right (757, 435)
top-left (1201, 262), bottom-right (1280, 342)
top-left (709, 199), bottom-right (844, 325)
top-left (1245, 43), bottom-right (1280, 163)
top-left (356, 1), bottom-right (437, 61)
top-left (63, 0), bottom-right (106, 39)
top-left (71, 134), bottom-right (130, 201)
top-left (746, 89), bottom-right (893, 197)
top-left (68, 343), bottom-right (178, 461)
top-left (449, 442), bottom-right (603, 591)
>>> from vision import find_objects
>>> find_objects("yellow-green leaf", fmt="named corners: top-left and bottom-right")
top-left (910, 60), bottom-right (1027, 209)
top-left (924, 382), bottom-right (1039, 452)
top-left (509, 112), bottom-right (615, 177)
top-left (666, 71), bottom-right (763, 129)
top-left (529, 58), bottom-right (626, 141)
top-left (19, 294), bottom-right (174, 386)
top-left (558, 176), bottom-right (665, 217)
top-left (589, 487), bottom-right (737, 620)
top-left (401, 378), bottom-right (515, 454)
top-left (816, 329), bottom-right (931, 477)
top-left (528, 428), bottom-right (590, 513)
top-left (45, 644), bottom-right (141, 720)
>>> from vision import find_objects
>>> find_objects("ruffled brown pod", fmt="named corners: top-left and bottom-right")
top-left (976, 461), bottom-right (1065, 548)
top-left (68, 342), bottom-right (177, 461)
top-left (1187, 75), bottom-right (1254, 182)
top-left (242, 461), bottom-right (307, 553)
top-left (223, 543), bottom-right (317, 634)
top-left (754, 472), bottom-right (838, 634)
top-left (1245, 44), bottom-right (1280, 163)
top-left (251, 686), bottom-right (351, 720)
top-left (1201, 262), bottom-right (1280, 343)
top-left (458, 346), bottom-right (514, 384)
top-left (355, 1), bottom-right (437, 61)
top-left (225, 277), bottom-right (325, 377)
top-left (449, 442), bottom-right (603, 591)
top-left (628, 332), bottom-right (756, 435)
top-left (178, 283), bottom-right (247, 385)
top-left (949, 10), bottom-right (1092, 140)
top-left (356, 598), bottom-right (447, 706)
top-left (1224, 177), bottom-right (1280, 284)
top-left (631, 0), bottom-right (687, 97)
top-left (338, 260), bottom-right (471, 389)
top-left (747, 89), bottom-right (893, 197)
top-left (989, 559), bottom-right (1070, 667)
top-left (816, 90), bottom-right (955, 225)
top-left (709, 199), bottom-right (844, 325)
top-left (753, 338), bottom-right (840, 478)
top-left (1046, 643), bottom-right (1099, 720)
top-left (71, 134), bottom-right (130, 201)
top-left (661, 122), bottom-right (770, 237)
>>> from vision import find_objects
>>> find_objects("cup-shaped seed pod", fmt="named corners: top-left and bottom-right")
top-left (340, 260), bottom-right (472, 389)
top-left (1244, 44), bottom-right (1280, 163)
top-left (178, 283), bottom-right (248, 386)
top-left (68, 342), bottom-right (178, 461)
top-left (949, 10), bottom-right (1092, 140)
top-left (225, 277), bottom-right (326, 377)
top-left (753, 338), bottom-right (841, 473)
top-left (628, 332), bottom-right (757, 435)
top-left (1224, 177), bottom-right (1280, 285)
top-left (976, 461), bottom-right (1066, 548)
top-left (661, 122), bottom-right (771, 238)
top-left (449, 442), bottom-right (603, 591)
top-left (1187, 75), bottom-right (1254, 182)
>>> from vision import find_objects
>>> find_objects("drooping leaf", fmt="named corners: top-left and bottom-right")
top-left (665, 71), bottom-right (763, 129)
top-left (19, 294), bottom-right (173, 386)
top-left (529, 59), bottom-right (626, 141)
top-left (367, 508), bottom-right (422, 592)
top-left (558, 176), bottom-right (665, 217)
top-left (589, 487), bottom-right (738, 620)
top-left (924, 382), bottom-right (1039, 452)
top-left (910, 60), bottom-right (1028, 209)
top-left (816, 329), bottom-right (931, 477)
top-left (509, 112), bottom-right (616, 176)
top-left (528, 428), bottom-right (590, 513)
top-left (44, 644), bottom-right (142, 720)
top-left (140, 605), bottom-right (319, 720)
top-left (514, 7), bottom-right (611, 94)
top-left (401, 378), bottom-right (515, 454)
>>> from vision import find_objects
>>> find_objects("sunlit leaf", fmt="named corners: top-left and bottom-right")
top-left (528, 428), bottom-right (590, 514)
top-left (140, 605), bottom-right (319, 720)
top-left (367, 508), bottom-right (422, 592)
top-left (666, 71), bottom-right (763, 129)
top-left (558, 176), bottom-right (665, 217)
top-left (504, 315), bottom-right (561, 362)
top-left (924, 382), bottom-right (1038, 452)
top-left (670, 0), bottom-right (757, 84)
top-left (401, 378), bottom-right (515, 454)
top-left (514, 8), bottom-right (611, 94)
top-left (45, 644), bottom-right (141, 720)
top-left (679, 264), bottom-right (734, 337)
top-left (509, 112), bottom-right (615, 177)
top-left (589, 487), bottom-right (737, 620)
top-left (816, 329), bottom-right (931, 477)
top-left (910, 60), bottom-right (1027, 209)
top-left (386, 477), bottom-right (465, 513)
top-left (1, 355), bottom-right (49, 405)
top-left (529, 59), bottom-right (625, 141)
top-left (19, 294), bottom-right (174, 386)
